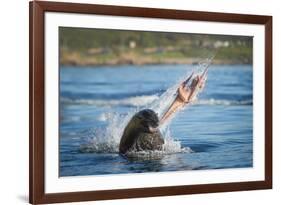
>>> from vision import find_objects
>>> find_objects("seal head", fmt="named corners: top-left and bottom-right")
top-left (119, 109), bottom-right (164, 154)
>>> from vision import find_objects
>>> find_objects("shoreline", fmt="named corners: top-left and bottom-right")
top-left (60, 58), bottom-right (252, 67)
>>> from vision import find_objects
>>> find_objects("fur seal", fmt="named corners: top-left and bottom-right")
top-left (119, 109), bottom-right (164, 154)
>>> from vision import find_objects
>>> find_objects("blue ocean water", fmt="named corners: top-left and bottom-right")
top-left (59, 64), bottom-right (253, 177)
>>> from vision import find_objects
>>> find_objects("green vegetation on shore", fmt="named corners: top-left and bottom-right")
top-left (59, 27), bottom-right (253, 66)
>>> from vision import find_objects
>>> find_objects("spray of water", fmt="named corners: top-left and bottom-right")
top-left (80, 57), bottom-right (214, 155)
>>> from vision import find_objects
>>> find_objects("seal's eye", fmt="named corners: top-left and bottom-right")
top-left (136, 109), bottom-right (159, 127)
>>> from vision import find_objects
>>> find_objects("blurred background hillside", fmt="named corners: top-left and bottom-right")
top-left (59, 27), bottom-right (253, 66)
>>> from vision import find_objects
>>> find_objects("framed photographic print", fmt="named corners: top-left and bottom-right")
top-left (29, 1), bottom-right (272, 204)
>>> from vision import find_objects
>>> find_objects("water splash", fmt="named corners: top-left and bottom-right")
top-left (80, 58), bottom-right (215, 156)
top-left (80, 111), bottom-right (135, 153)
top-left (79, 99), bottom-right (189, 155)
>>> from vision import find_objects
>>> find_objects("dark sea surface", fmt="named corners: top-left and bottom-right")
top-left (59, 64), bottom-right (253, 177)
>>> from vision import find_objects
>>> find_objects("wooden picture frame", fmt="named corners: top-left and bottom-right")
top-left (29, 1), bottom-right (272, 204)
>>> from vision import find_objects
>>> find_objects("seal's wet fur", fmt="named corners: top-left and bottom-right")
top-left (119, 109), bottom-right (164, 154)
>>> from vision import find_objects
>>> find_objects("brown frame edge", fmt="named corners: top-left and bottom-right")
top-left (29, 1), bottom-right (272, 204)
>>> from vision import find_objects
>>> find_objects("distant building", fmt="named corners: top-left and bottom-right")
top-left (214, 41), bottom-right (229, 48)
top-left (129, 40), bottom-right (136, 49)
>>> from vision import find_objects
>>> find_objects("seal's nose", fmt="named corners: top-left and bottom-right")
top-left (151, 120), bottom-right (159, 129)
top-left (148, 125), bottom-right (158, 133)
